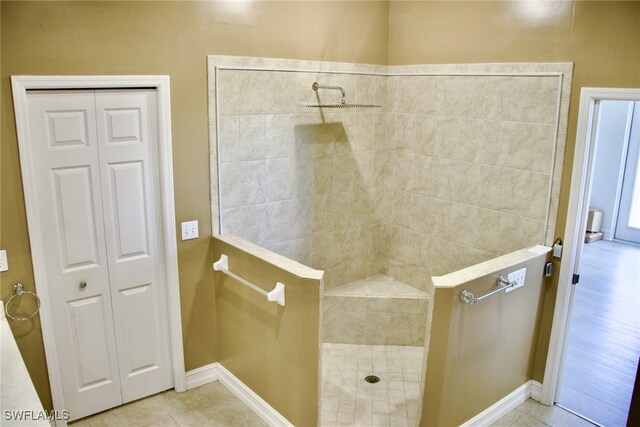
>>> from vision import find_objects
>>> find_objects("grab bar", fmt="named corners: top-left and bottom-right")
top-left (459, 275), bottom-right (517, 304)
top-left (213, 254), bottom-right (286, 306)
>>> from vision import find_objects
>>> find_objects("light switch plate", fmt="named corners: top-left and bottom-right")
top-left (0, 250), bottom-right (8, 272)
top-left (505, 267), bottom-right (526, 293)
top-left (181, 221), bottom-right (199, 240)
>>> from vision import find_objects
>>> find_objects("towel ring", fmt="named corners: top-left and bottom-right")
top-left (5, 283), bottom-right (41, 321)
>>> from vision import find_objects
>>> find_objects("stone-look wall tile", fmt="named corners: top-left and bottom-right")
top-left (356, 75), bottom-right (375, 106)
top-left (266, 114), bottom-right (296, 159)
top-left (528, 173), bottom-right (551, 220)
top-left (352, 113), bottom-right (374, 152)
top-left (373, 113), bottom-right (391, 152)
top-left (431, 158), bottom-right (480, 205)
top-left (312, 156), bottom-right (334, 195)
top-left (325, 296), bottom-right (365, 312)
top-left (391, 151), bottom-right (413, 191)
top-left (397, 77), bottom-right (419, 114)
top-left (333, 154), bottom-right (356, 193)
top-left (412, 155), bottom-right (433, 196)
top-left (221, 205), bottom-right (266, 245)
top-left (264, 237), bottom-right (312, 266)
top-left (217, 70), bottom-right (239, 115)
top-left (374, 76), bottom-right (388, 110)
top-left (485, 76), bottom-right (558, 124)
top-left (395, 114), bottom-right (416, 152)
top-left (387, 313), bottom-right (415, 345)
top-left (220, 160), bottom-right (266, 209)
top-left (390, 190), bottom-right (412, 229)
top-left (312, 195), bottom-right (334, 234)
top-left (366, 297), bottom-right (393, 313)
top-left (558, 96), bottom-right (570, 135)
top-left (436, 76), bottom-right (488, 119)
top-left (312, 231), bottom-right (342, 271)
top-left (430, 199), bottom-right (477, 247)
top-left (385, 225), bottom-right (422, 268)
top-left (434, 117), bottom-right (483, 163)
top-left (426, 238), bottom-right (493, 277)
top-left (220, 115), bottom-right (265, 163)
top-left (414, 116), bottom-right (438, 156)
top-left (410, 193), bottom-right (432, 235)
top-left (479, 121), bottom-right (555, 173)
top-left (415, 78), bottom-right (438, 116)
top-left (365, 312), bottom-right (392, 345)
top-left (331, 191), bottom-right (357, 231)
top-left (264, 157), bottom-right (297, 202)
top-left (217, 115), bottom-right (238, 163)
top-left (323, 311), bottom-right (365, 344)
top-left (373, 151), bottom-right (392, 188)
top-left (289, 198), bottom-right (312, 240)
top-left (264, 201), bottom-right (292, 244)
top-left (386, 76), bottom-right (399, 113)
top-left (474, 208), bottom-right (545, 254)
top-left (265, 72), bottom-right (294, 114)
top-left (237, 71), bottom-right (267, 115)
top-left (354, 151), bottom-right (374, 190)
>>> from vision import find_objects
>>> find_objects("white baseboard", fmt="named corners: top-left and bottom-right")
top-left (460, 381), bottom-right (534, 427)
top-left (185, 363), bottom-right (219, 390)
top-left (217, 364), bottom-right (293, 427)
top-left (184, 363), bottom-right (293, 426)
top-left (530, 380), bottom-right (543, 402)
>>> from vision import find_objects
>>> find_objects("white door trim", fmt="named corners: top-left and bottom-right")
top-left (11, 76), bottom-right (186, 421)
top-left (540, 87), bottom-right (640, 405)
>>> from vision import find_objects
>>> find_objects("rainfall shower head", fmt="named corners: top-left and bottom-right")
top-left (306, 81), bottom-right (381, 110)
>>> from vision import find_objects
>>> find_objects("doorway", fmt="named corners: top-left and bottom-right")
top-left (541, 89), bottom-right (640, 426)
top-left (11, 76), bottom-right (186, 424)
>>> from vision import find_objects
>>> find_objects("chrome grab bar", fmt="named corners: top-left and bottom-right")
top-left (459, 275), bottom-right (518, 304)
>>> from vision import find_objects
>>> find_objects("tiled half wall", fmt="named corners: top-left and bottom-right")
top-left (208, 56), bottom-right (572, 291)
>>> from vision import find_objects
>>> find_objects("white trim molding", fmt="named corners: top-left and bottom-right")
top-left (541, 87), bottom-right (640, 405)
top-left (186, 363), bottom-right (219, 390)
top-left (460, 381), bottom-right (538, 427)
top-left (10, 76), bottom-right (186, 424)
top-left (185, 363), bottom-right (293, 427)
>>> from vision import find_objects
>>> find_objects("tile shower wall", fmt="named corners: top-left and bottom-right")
top-left (378, 73), bottom-right (561, 290)
top-left (212, 57), bottom-right (570, 292)
top-left (217, 70), bottom-right (387, 287)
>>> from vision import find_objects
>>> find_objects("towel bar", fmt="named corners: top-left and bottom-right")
top-left (213, 254), bottom-right (286, 306)
top-left (459, 275), bottom-right (517, 304)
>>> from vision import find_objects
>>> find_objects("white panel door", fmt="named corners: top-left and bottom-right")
top-left (95, 90), bottom-right (172, 402)
top-left (25, 89), bottom-right (173, 420)
top-left (25, 91), bottom-right (123, 420)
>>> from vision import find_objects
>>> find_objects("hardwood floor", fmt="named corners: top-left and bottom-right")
top-left (557, 239), bottom-right (640, 427)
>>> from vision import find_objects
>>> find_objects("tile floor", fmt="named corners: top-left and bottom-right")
top-left (492, 399), bottom-right (595, 427)
top-left (320, 343), bottom-right (424, 427)
top-left (70, 381), bottom-right (265, 427)
top-left (70, 354), bottom-right (596, 427)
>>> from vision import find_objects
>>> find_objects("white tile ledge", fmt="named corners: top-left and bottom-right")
top-left (324, 274), bottom-right (429, 299)
top-left (214, 233), bottom-right (324, 281)
top-left (432, 245), bottom-right (551, 289)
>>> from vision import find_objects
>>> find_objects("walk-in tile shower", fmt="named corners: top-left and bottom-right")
top-left (208, 56), bottom-right (571, 426)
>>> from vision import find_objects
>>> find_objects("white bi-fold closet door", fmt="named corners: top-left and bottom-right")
top-left (25, 89), bottom-right (172, 420)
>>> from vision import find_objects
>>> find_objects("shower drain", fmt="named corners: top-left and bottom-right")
top-left (364, 375), bottom-right (380, 384)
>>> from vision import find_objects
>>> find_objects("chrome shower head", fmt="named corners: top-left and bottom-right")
top-left (307, 81), bottom-right (381, 110)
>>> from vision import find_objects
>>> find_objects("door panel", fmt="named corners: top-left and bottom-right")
top-left (107, 161), bottom-right (149, 260)
top-left (52, 166), bottom-right (101, 270)
top-left (95, 90), bottom-right (173, 402)
top-left (26, 91), bottom-right (123, 420)
top-left (66, 295), bottom-right (116, 392)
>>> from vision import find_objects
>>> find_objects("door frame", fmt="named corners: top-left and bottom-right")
top-left (541, 87), bottom-right (640, 405)
top-left (11, 76), bottom-right (186, 419)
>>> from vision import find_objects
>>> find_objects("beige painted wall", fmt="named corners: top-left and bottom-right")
top-left (421, 252), bottom-right (549, 426)
top-left (213, 236), bottom-right (321, 425)
top-left (0, 0), bottom-right (388, 410)
top-left (388, 0), bottom-right (640, 383)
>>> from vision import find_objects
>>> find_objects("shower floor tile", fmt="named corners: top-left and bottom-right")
top-left (321, 343), bottom-right (424, 427)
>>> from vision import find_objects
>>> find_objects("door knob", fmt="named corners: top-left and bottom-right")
top-left (79, 281), bottom-right (87, 289)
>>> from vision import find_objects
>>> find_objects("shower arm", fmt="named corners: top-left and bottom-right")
top-left (312, 82), bottom-right (346, 105)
